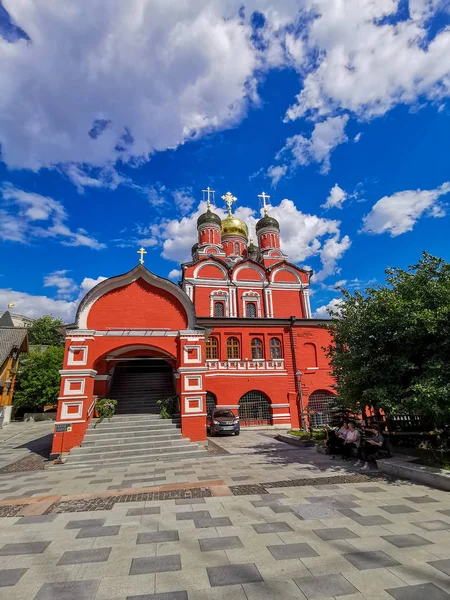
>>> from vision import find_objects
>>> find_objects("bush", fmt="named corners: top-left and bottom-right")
top-left (157, 396), bottom-right (179, 419)
top-left (95, 398), bottom-right (117, 427)
top-left (14, 346), bottom-right (64, 411)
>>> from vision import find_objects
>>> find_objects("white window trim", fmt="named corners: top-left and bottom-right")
top-left (183, 345), bottom-right (202, 364)
top-left (242, 291), bottom-right (261, 318)
top-left (61, 401), bottom-right (83, 420)
top-left (210, 290), bottom-right (230, 317)
top-left (63, 378), bottom-right (85, 396)
top-left (67, 346), bottom-right (88, 366)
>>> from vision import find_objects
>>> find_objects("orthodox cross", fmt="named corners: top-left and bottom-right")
top-left (202, 186), bottom-right (215, 209)
top-left (137, 247), bottom-right (147, 265)
top-left (222, 191), bottom-right (237, 215)
top-left (258, 191), bottom-right (270, 215)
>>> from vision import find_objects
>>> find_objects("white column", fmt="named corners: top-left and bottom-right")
top-left (303, 288), bottom-right (312, 318)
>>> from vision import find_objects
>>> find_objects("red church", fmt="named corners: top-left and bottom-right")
top-left (51, 191), bottom-right (336, 459)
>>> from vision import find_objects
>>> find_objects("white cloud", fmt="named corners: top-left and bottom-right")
top-left (314, 297), bottom-right (343, 319)
top-left (63, 164), bottom-right (126, 194)
top-left (173, 188), bottom-right (195, 215)
top-left (43, 270), bottom-right (78, 299)
top-left (0, 184), bottom-right (105, 249)
top-left (0, 274), bottom-right (106, 322)
top-left (267, 165), bottom-right (288, 186)
top-left (322, 183), bottom-right (348, 210)
top-left (168, 269), bottom-right (182, 281)
top-left (362, 182), bottom-right (450, 236)
top-left (273, 115), bottom-right (349, 177)
top-left (285, 1), bottom-right (450, 122)
top-left (0, 1), bottom-right (263, 172)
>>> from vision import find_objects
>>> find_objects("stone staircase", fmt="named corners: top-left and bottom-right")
top-left (62, 362), bottom-right (207, 468)
top-left (64, 414), bottom-right (207, 467)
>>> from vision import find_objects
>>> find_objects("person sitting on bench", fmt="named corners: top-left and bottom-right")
top-left (341, 422), bottom-right (360, 461)
top-left (355, 425), bottom-right (384, 470)
top-left (327, 422), bottom-right (348, 459)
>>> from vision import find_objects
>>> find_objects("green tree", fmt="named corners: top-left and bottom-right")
top-left (326, 252), bottom-right (450, 423)
top-left (13, 346), bottom-right (64, 410)
top-left (29, 315), bottom-right (64, 346)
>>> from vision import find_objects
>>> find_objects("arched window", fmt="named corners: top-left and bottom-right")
top-left (235, 242), bottom-right (239, 255)
top-left (308, 391), bottom-right (336, 427)
top-left (251, 338), bottom-right (263, 360)
top-left (246, 302), bottom-right (257, 318)
top-left (206, 337), bottom-right (218, 360)
top-left (214, 302), bottom-right (225, 317)
top-left (270, 338), bottom-right (282, 359)
top-left (303, 343), bottom-right (318, 368)
top-left (206, 391), bottom-right (217, 414)
top-left (239, 390), bottom-right (272, 426)
top-left (226, 337), bottom-right (240, 359)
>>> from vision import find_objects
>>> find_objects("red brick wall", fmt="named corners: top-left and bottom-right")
top-left (87, 278), bottom-right (188, 330)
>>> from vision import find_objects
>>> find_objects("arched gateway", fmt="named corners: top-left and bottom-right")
top-left (51, 264), bottom-right (207, 454)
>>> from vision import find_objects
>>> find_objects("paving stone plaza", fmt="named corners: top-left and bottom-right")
top-left (1, 424), bottom-right (450, 599)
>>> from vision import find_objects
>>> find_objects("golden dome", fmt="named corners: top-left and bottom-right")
top-left (221, 215), bottom-right (248, 239)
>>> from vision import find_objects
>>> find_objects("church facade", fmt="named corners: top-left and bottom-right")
top-left (51, 191), bottom-right (336, 455)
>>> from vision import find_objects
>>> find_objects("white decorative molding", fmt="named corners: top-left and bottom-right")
top-left (63, 378), bottom-right (85, 396)
top-left (183, 344), bottom-right (202, 364)
top-left (303, 288), bottom-right (312, 318)
top-left (76, 264), bottom-right (196, 329)
top-left (232, 263), bottom-right (266, 282)
top-left (105, 344), bottom-right (175, 361)
top-left (210, 290), bottom-right (230, 317)
top-left (206, 359), bottom-right (284, 372)
top-left (242, 291), bottom-right (261, 318)
top-left (272, 414), bottom-right (291, 418)
top-left (270, 266), bottom-right (302, 284)
top-left (184, 375), bottom-right (202, 391)
top-left (59, 369), bottom-right (97, 377)
top-left (194, 260), bottom-right (228, 281)
top-left (184, 395), bottom-right (203, 413)
top-left (67, 346), bottom-right (88, 366)
top-left (61, 401), bottom-right (83, 420)
top-left (271, 404), bottom-right (291, 408)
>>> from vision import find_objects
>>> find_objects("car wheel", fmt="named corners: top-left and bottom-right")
top-left (235, 431), bottom-right (240, 436)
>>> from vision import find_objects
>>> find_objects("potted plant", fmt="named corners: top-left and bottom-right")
top-left (94, 398), bottom-right (117, 427)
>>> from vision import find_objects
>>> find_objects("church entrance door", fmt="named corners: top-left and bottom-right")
top-left (110, 358), bottom-right (175, 414)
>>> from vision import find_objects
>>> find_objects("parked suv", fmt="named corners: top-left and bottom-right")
top-left (207, 409), bottom-right (240, 436)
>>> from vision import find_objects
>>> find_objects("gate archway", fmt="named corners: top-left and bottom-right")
top-left (307, 390), bottom-right (335, 427)
top-left (239, 390), bottom-right (272, 426)
top-left (206, 391), bottom-right (217, 414)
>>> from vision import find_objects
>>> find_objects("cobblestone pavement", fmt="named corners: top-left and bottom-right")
top-left (0, 422), bottom-right (54, 472)
top-left (1, 428), bottom-right (450, 598)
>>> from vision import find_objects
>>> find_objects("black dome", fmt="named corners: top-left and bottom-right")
top-left (255, 215), bottom-right (280, 233)
top-left (197, 208), bottom-right (222, 228)
top-left (191, 243), bottom-right (199, 254)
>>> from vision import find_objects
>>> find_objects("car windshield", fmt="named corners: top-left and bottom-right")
top-left (213, 410), bottom-right (235, 418)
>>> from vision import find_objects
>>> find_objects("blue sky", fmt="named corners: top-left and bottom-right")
top-left (1, 1), bottom-right (450, 321)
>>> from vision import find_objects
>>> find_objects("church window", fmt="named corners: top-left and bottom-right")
top-left (246, 302), bottom-right (257, 318)
top-left (251, 338), bottom-right (263, 359)
top-left (270, 338), bottom-right (282, 359)
top-left (214, 302), bottom-right (225, 317)
top-left (227, 337), bottom-right (240, 359)
top-left (235, 242), bottom-right (239, 254)
top-left (206, 337), bottom-right (218, 360)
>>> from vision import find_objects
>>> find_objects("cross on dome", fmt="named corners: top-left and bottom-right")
top-left (221, 191), bottom-right (237, 215)
top-left (258, 191), bottom-right (270, 216)
top-left (202, 186), bottom-right (215, 209)
top-left (137, 247), bottom-right (147, 264)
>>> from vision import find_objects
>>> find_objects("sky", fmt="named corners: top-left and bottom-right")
top-left (1, 0), bottom-right (450, 322)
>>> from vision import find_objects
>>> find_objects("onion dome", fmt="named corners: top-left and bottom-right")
top-left (248, 239), bottom-right (258, 258)
top-left (255, 214), bottom-right (280, 233)
top-left (191, 243), bottom-right (199, 255)
top-left (221, 215), bottom-right (248, 239)
top-left (197, 207), bottom-right (222, 229)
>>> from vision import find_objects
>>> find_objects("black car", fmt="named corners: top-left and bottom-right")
top-left (207, 409), bottom-right (240, 436)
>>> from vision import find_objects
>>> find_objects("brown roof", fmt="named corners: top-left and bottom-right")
top-left (0, 328), bottom-right (29, 370)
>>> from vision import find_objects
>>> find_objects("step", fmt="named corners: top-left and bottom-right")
top-left (93, 415), bottom-right (177, 424)
top-left (83, 428), bottom-right (183, 441)
top-left (70, 438), bottom-right (189, 456)
top-left (82, 431), bottom-right (182, 445)
top-left (67, 442), bottom-right (199, 462)
top-left (85, 423), bottom-right (181, 436)
top-left (59, 448), bottom-right (208, 469)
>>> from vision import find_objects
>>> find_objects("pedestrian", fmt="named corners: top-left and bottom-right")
top-left (341, 422), bottom-right (360, 461)
top-left (354, 425), bottom-right (384, 470)
top-left (327, 422), bottom-right (348, 459)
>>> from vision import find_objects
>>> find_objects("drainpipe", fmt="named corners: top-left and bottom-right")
top-left (289, 316), bottom-right (307, 431)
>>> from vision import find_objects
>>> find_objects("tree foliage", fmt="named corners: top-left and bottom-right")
top-left (326, 252), bottom-right (450, 423)
top-left (29, 315), bottom-right (64, 346)
top-left (13, 346), bottom-right (64, 410)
